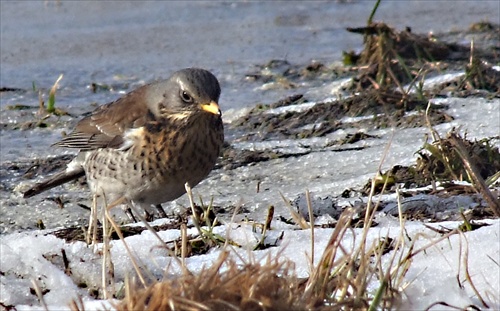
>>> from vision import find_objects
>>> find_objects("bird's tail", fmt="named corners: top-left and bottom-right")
top-left (23, 168), bottom-right (85, 198)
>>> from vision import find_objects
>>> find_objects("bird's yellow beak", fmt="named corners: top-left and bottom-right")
top-left (200, 101), bottom-right (221, 115)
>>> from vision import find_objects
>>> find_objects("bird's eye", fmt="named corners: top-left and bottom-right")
top-left (180, 91), bottom-right (193, 103)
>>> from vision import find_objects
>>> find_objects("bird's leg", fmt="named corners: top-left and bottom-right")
top-left (155, 204), bottom-right (168, 218)
top-left (124, 205), bottom-right (138, 223)
top-left (123, 204), bottom-right (159, 222)
top-left (86, 193), bottom-right (99, 246)
top-left (127, 203), bottom-right (162, 222)
top-left (144, 210), bottom-right (153, 222)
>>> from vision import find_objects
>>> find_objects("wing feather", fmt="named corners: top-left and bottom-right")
top-left (53, 85), bottom-right (151, 151)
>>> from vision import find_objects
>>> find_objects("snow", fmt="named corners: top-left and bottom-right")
top-left (396, 221), bottom-right (500, 309)
top-left (1, 218), bottom-right (499, 309)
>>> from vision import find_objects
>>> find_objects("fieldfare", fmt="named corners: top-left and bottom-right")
top-left (23, 68), bottom-right (224, 217)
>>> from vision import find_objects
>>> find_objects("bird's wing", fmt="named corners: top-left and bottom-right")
top-left (53, 86), bottom-right (150, 151)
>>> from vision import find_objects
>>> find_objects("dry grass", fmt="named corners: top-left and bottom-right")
top-left (113, 201), bottom-right (403, 310)
top-left (67, 211), bottom-right (493, 311)
top-left (118, 252), bottom-right (306, 311)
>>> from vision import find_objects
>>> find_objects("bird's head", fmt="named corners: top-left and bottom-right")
top-left (147, 68), bottom-right (222, 121)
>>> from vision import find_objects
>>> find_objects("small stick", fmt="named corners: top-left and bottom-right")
top-left (61, 248), bottom-right (71, 276)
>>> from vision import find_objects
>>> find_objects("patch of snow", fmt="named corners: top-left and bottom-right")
top-left (2, 218), bottom-right (498, 309)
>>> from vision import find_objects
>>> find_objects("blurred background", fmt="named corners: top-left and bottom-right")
top-left (1, 0), bottom-right (499, 110)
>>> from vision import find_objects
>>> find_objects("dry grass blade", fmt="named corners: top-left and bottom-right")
top-left (102, 201), bottom-right (115, 299)
top-left (447, 131), bottom-right (500, 217)
top-left (304, 208), bottom-right (355, 301)
top-left (31, 279), bottom-right (49, 311)
top-left (458, 231), bottom-right (489, 308)
top-left (306, 189), bottom-right (315, 266)
top-left (254, 205), bottom-right (274, 250)
top-left (104, 197), bottom-right (148, 289)
top-left (69, 295), bottom-right (85, 311)
top-left (185, 182), bottom-right (203, 236)
top-left (279, 191), bottom-right (309, 229)
top-left (127, 201), bottom-right (184, 268)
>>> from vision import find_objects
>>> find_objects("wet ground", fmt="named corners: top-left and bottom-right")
top-left (1, 1), bottom-right (500, 234)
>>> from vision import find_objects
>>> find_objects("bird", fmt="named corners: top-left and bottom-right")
top-left (22, 68), bottom-right (224, 219)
